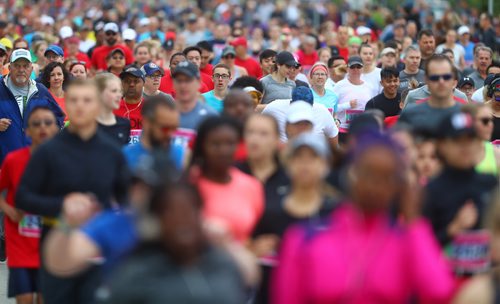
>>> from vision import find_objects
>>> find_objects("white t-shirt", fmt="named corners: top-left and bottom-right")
top-left (471, 86), bottom-right (485, 103)
top-left (332, 78), bottom-right (378, 129)
top-left (436, 44), bottom-right (465, 66)
top-left (361, 67), bottom-right (382, 94)
top-left (262, 99), bottom-right (339, 142)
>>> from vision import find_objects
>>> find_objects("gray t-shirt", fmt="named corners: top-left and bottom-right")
top-left (180, 101), bottom-right (218, 131)
top-left (260, 74), bottom-right (296, 104)
top-left (399, 69), bottom-right (425, 91)
top-left (143, 91), bottom-right (174, 101)
top-left (7, 77), bottom-right (30, 116)
top-left (399, 102), bottom-right (461, 133)
top-left (404, 85), bottom-right (468, 107)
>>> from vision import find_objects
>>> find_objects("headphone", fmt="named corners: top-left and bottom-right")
top-left (487, 74), bottom-right (500, 98)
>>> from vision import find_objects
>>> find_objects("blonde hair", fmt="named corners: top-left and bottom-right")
top-left (94, 72), bottom-right (121, 96)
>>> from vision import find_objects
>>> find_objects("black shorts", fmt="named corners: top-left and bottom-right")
top-left (8, 267), bottom-right (39, 297)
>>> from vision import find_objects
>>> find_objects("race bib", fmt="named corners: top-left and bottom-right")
top-left (128, 129), bottom-right (142, 145)
top-left (447, 230), bottom-right (490, 275)
top-left (345, 109), bottom-right (364, 125)
top-left (18, 214), bottom-right (41, 238)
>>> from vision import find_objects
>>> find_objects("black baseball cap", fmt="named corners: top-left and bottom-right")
top-left (276, 51), bottom-right (298, 67)
top-left (172, 61), bottom-right (200, 79)
top-left (436, 112), bottom-right (476, 139)
top-left (120, 65), bottom-right (145, 81)
top-left (458, 76), bottom-right (475, 88)
top-left (347, 56), bottom-right (364, 68)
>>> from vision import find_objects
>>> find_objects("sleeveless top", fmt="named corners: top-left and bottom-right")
top-left (476, 141), bottom-right (498, 176)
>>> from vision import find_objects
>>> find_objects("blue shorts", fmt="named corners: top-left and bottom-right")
top-left (8, 267), bottom-right (39, 297)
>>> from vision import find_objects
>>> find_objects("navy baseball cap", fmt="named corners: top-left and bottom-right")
top-left (172, 61), bottom-right (200, 79)
top-left (437, 112), bottom-right (476, 139)
top-left (458, 76), bottom-right (475, 88)
top-left (120, 65), bottom-right (145, 81)
top-left (44, 45), bottom-right (64, 57)
top-left (291, 86), bottom-right (314, 105)
top-left (141, 62), bottom-right (164, 77)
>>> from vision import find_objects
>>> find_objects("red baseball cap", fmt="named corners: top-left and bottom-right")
top-left (230, 37), bottom-right (247, 48)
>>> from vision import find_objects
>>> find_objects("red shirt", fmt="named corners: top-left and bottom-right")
top-left (114, 99), bottom-right (144, 130)
top-left (337, 46), bottom-right (349, 61)
top-left (235, 56), bottom-right (262, 78)
top-left (159, 70), bottom-right (210, 97)
top-left (200, 72), bottom-right (214, 92)
top-left (91, 44), bottom-right (134, 71)
top-left (295, 49), bottom-right (319, 73)
top-left (0, 147), bottom-right (40, 268)
top-left (200, 63), bottom-right (214, 76)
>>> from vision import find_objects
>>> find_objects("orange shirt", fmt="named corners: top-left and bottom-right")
top-left (198, 168), bottom-right (264, 243)
top-left (51, 93), bottom-right (67, 121)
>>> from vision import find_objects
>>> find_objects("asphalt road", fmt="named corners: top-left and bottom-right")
top-left (0, 263), bottom-right (15, 303)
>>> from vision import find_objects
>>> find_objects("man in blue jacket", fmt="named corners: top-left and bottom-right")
top-left (0, 49), bottom-right (64, 166)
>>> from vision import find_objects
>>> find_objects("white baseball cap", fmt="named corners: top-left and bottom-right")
top-left (287, 101), bottom-right (314, 124)
top-left (59, 26), bottom-right (74, 39)
top-left (123, 28), bottom-right (137, 41)
top-left (457, 25), bottom-right (470, 36)
top-left (10, 49), bottom-right (32, 63)
top-left (356, 26), bottom-right (372, 36)
top-left (139, 18), bottom-right (151, 27)
top-left (103, 22), bottom-right (119, 33)
top-left (380, 47), bottom-right (397, 56)
top-left (41, 15), bottom-right (55, 26)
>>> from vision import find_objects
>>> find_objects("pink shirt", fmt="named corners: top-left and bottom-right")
top-left (272, 203), bottom-right (454, 304)
top-left (198, 168), bottom-right (264, 243)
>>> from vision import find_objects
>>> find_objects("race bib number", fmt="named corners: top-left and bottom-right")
top-left (345, 109), bottom-right (364, 125)
top-left (18, 214), bottom-right (41, 238)
top-left (447, 230), bottom-right (490, 275)
top-left (128, 129), bottom-right (142, 145)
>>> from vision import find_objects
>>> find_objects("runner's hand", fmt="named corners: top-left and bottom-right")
top-left (447, 201), bottom-right (478, 237)
top-left (251, 234), bottom-right (280, 257)
top-left (3, 204), bottom-right (23, 223)
top-left (62, 193), bottom-right (100, 228)
top-left (349, 99), bottom-right (358, 109)
top-left (0, 118), bottom-right (11, 131)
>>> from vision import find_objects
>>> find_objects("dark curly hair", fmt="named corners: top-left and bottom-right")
top-left (230, 76), bottom-right (264, 93)
top-left (41, 62), bottom-right (71, 90)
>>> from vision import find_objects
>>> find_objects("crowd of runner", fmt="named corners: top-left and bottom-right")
top-left (0, 1), bottom-right (499, 303)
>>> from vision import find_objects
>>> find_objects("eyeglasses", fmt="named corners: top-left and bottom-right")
top-left (105, 31), bottom-right (117, 36)
top-left (30, 119), bottom-right (55, 128)
top-left (312, 73), bottom-right (327, 77)
top-left (223, 55), bottom-right (235, 59)
top-left (213, 73), bottom-right (230, 80)
top-left (349, 65), bottom-right (362, 69)
top-left (428, 73), bottom-right (453, 82)
top-left (479, 117), bottom-right (493, 126)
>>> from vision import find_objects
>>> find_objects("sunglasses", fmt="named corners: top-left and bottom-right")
top-left (428, 73), bottom-right (453, 82)
top-left (105, 31), bottom-right (117, 36)
top-left (479, 117), bottom-right (493, 126)
top-left (223, 55), bottom-right (235, 59)
top-left (0, 52), bottom-right (5, 57)
top-left (30, 119), bottom-right (55, 128)
top-left (349, 65), bottom-right (362, 69)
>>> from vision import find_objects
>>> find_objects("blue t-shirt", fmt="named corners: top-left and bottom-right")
top-left (202, 90), bottom-right (224, 113)
top-left (138, 30), bottom-right (166, 43)
top-left (80, 210), bottom-right (137, 271)
top-left (312, 89), bottom-right (339, 114)
top-left (123, 141), bottom-right (184, 171)
top-left (180, 101), bottom-right (218, 131)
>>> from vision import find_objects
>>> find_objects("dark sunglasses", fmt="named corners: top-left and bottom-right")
top-left (428, 73), bottom-right (453, 82)
top-left (0, 52), bottom-right (5, 57)
top-left (30, 119), bottom-right (55, 128)
top-left (105, 31), bottom-right (117, 36)
top-left (479, 117), bottom-right (493, 126)
top-left (223, 55), bottom-right (235, 59)
top-left (349, 65), bottom-right (362, 69)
